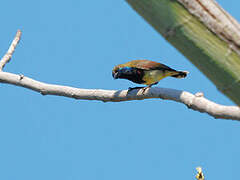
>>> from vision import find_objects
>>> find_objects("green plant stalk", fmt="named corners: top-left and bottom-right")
top-left (126, 0), bottom-right (240, 105)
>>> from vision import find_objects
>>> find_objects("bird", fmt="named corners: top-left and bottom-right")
top-left (112, 60), bottom-right (188, 91)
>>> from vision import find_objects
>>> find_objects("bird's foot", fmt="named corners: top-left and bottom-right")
top-left (128, 86), bottom-right (151, 94)
top-left (128, 85), bottom-right (154, 94)
top-left (140, 83), bottom-right (157, 94)
top-left (128, 86), bottom-right (144, 92)
top-left (141, 86), bottom-right (150, 94)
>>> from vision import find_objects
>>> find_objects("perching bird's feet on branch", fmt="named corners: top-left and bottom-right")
top-left (128, 86), bottom-right (144, 91)
top-left (141, 83), bottom-right (157, 94)
top-left (141, 86), bottom-right (150, 94)
top-left (128, 85), bottom-right (151, 94)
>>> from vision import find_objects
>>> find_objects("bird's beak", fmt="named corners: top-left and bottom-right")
top-left (112, 71), bottom-right (119, 79)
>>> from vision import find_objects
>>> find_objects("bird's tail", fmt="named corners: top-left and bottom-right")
top-left (171, 71), bottom-right (189, 78)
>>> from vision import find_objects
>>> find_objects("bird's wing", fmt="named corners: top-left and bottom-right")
top-left (126, 60), bottom-right (175, 71)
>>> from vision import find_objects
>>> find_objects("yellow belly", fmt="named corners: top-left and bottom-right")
top-left (142, 70), bottom-right (175, 85)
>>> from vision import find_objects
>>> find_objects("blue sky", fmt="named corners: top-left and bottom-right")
top-left (0, 0), bottom-right (239, 179)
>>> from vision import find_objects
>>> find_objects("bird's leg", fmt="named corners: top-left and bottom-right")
top-left (150, 82), bottom-right (158, 86)
top-left (141, 82), bottom-right (158, 94)
top-left (141, 86), bottom-right (151, 94)
top-left (128, 86), bottom-right (144, 92)
top-left (128, 82), bottom-right (158, 93)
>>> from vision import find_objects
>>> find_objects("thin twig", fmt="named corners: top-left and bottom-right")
top-left (0, 30), bottom-right (22, 71)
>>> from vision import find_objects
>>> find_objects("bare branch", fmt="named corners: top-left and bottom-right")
top-left (0, 71), bottom-right (240, 120)
top-left (0, 30), bottom-right (22, 71)
top-left (1, 29), bottom-right (240, 121)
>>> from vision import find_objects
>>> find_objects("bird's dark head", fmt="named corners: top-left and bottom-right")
top-left (112, 66), bottom-right (133, 79)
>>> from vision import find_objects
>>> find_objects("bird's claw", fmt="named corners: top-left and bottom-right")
top-left (127, 86), bottom-right (150, 94)
top-left (141, 86), bottom-right (150, 94)
top-left (128, 86), bottom-right (143, 92)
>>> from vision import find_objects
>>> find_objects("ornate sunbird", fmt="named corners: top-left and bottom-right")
top-left (112, 60), bottom-right (188, 90)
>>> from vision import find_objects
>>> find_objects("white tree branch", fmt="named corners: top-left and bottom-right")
top-left (0, 30), bottom-right (21, 71)
top-left (1, 30), bottom-right (240, 121)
